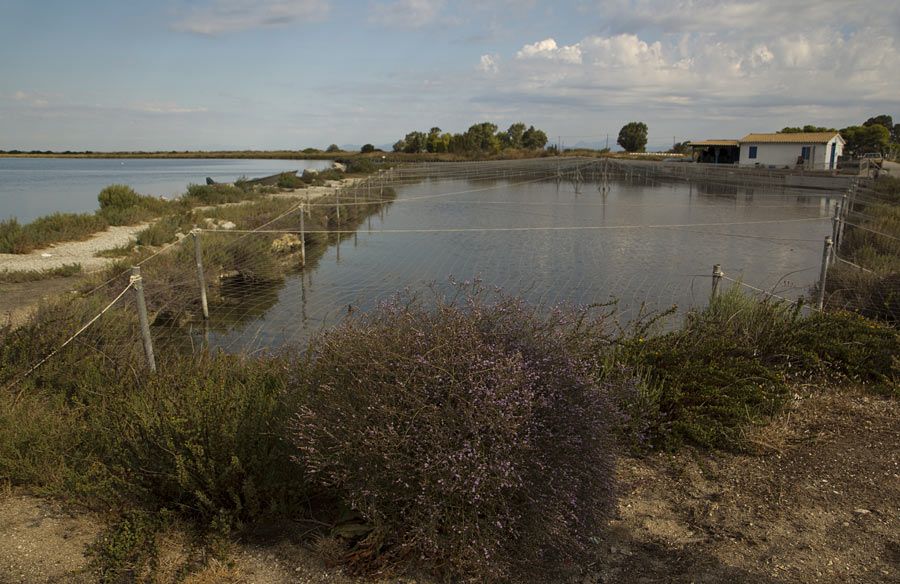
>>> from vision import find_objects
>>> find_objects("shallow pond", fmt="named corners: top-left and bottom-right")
top-left (195, 175), bottom-right (839, 351)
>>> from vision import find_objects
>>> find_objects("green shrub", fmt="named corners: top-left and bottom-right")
top-left (276, 172), bottom-right (304, 189)
top-left (291, 283), bottom-right (621, 580)
top-left (98, 184), bottom-right (142, 210)
top-left (183, 183), bottom-right (255, 206)
top-left (0, 218), bottom-right (31, 253)
top-left (340, 157), bottom-right (377, 174)
top-left (88, 510), bottom-right (169, 583)
top-left (614, 286), bottom-right (900, 449)
top-left (87, 352), bottom-right (307, 527)
top-left (0, 213), bottom-right (108, 253)
top-left (97, 184), bottom-right (171, 226)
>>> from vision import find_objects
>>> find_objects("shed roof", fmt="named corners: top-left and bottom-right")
top-left (739, 132), bottom-right (843, 144)
top-left (690, 140), bottom-right (739, 147)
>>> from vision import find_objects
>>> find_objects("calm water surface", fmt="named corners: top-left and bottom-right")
top-left (0, 158), bottom-right (332, 223)
top-left (200, 176), bottom-right (839, 351)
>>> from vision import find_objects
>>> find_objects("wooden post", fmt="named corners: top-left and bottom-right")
top-left (191, 227), bottom-right (209, 319)
top-left (711, 264), bottom-right (724, 299)
top-left (816, 237), bottom-right (833, 311)
top-left (131, 266), bottom-right (156, 372)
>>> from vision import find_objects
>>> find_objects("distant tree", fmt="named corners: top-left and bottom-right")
top-left (778, 125), bottom-right (836, 133)
top-left (464, 122), bottom-right (500, 153)
top-left (864, 115), bottom-right (893, 131)
top-left (426, 127), bottom-right (445, 153)
top-left (392, 139), bottom-right (407, 152)
top-left (361, 143), bottom-right (375, 153)
top-left (499, 122), bottom-right (527, 149)
top-left (617, 122), bottom-right (648, 152)
top-left (840, 124), bottom-right (890, 156)
top-left (522, 125), bottom-right (548, 149)
top-left (862, 115), bottom-right (900, 144)
top-left (668, 142), bottom-right (692, 154)
top-left (448, 132), bottom-right (476, 154)
top-left (403, 131), bottom-right (427, 153)
top-left (326, 144), bottom-right (341, 152)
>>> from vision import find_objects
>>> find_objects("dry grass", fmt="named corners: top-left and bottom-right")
top-left (181, 560), bottom-right (246, 584)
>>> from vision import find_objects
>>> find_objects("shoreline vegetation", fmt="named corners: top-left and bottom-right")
top-left (0, 161), bottom-right (381, 278)
top-left (0, 148), bottom-right (649, 161)
top-left (0, 164), bottom-right (898, 581)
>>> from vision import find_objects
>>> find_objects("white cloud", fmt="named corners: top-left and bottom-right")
top-left (593, 0), bottom-right (897, 38)
top-left (12, 91), bottom-right (27, 100)
top-left (517, 38), bottom-right (582, 64)
top-left (479, 54), bottom-right (499, 74)
top-left (473, 13), bottom-right (900, 131)
top-left (580, 34), bottom-right (665, 68)
top-left (172, 0), bottom-right (330, 35)
top-left (368, 0), bottom-right (444, 29)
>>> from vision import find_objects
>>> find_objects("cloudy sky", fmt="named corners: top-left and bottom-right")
top-left (2, 0), bottom-right (898, 151)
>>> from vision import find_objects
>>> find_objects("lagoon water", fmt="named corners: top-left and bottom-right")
top-left (0, 158), bottom-right (332, 224)
top-left (201, 175), bottom-right (839, 351)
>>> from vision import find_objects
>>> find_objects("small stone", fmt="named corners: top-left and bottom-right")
top-left (854, 508), bottom-right (871, 515)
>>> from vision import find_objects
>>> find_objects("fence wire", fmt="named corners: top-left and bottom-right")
top-left (11, 157), bottom-right (889, 372)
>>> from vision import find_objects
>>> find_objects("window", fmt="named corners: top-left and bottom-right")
top-left (801, 146), bottom-right (811, 160)
top-left (748, 146), bottom-right (757, 159)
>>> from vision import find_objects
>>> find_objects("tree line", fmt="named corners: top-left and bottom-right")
top-left (778, 115), bottom-right (899, 158)
top-left (390, 122), bottom-right (548, 154)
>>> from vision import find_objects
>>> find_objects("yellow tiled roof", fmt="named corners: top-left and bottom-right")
top-left (689, 140), bottom-right (740, 147)
top-left (739, 132), bottom-right (842, 144)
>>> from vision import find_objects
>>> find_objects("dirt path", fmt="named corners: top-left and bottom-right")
top-left (1, 386), bottom-right (897, 583)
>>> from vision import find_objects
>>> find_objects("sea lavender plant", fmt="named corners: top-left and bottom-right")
top-left (290, 281), bottom-right (623, 581)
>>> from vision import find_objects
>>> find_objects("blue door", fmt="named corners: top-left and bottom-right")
top-left (829, 143), bottom-right (836, 169)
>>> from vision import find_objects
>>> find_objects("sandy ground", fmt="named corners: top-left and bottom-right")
top-left (1, 385), bottom-right (897, 583)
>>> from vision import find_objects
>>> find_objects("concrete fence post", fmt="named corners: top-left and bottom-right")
top-left (711, 264), bottom-right (724, 299)
top-left (816, 236), bottom-right (833, 311)
top-left (836, 193), bottom-right (848, 253)
top-left (299, 208), bottom-right (306, 267)
top-left (131, 266), bottom-right (156, 373)
top-left (192, 227), bottom-right (209, 319)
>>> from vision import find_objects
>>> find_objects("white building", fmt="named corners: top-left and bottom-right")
top-left (738, 132), bottom-right (845, 170)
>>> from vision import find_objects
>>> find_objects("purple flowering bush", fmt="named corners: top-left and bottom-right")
top-left (290, 282), bottom-right (621, 580)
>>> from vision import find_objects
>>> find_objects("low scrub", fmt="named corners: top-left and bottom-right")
top-left (0, 213), bottom-right (108, 254)
top-left (183, 183), bottom-right (260, 206)
top-left (97, 184), bottom-right (170, 226)
top-left (0, 263), bottom-right (82, 283)
top-left (291, 283), bottom-right (621, 580)
top-left (276, 172), bottom-right (304, 189)
top-left (616, 285), bottom-right (900, 449)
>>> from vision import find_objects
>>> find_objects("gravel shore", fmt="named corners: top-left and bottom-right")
top-left (0, 224), bottom-right (148, 274)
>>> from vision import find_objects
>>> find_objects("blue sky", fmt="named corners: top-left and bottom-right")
top-left (2, 0), bottom-right (898, 151)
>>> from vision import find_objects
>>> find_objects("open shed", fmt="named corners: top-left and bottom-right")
top-left (689, 140), bottom-right (740, 164)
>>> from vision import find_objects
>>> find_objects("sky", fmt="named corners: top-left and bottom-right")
top-left (1, 0), bottom-right (899, 152)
